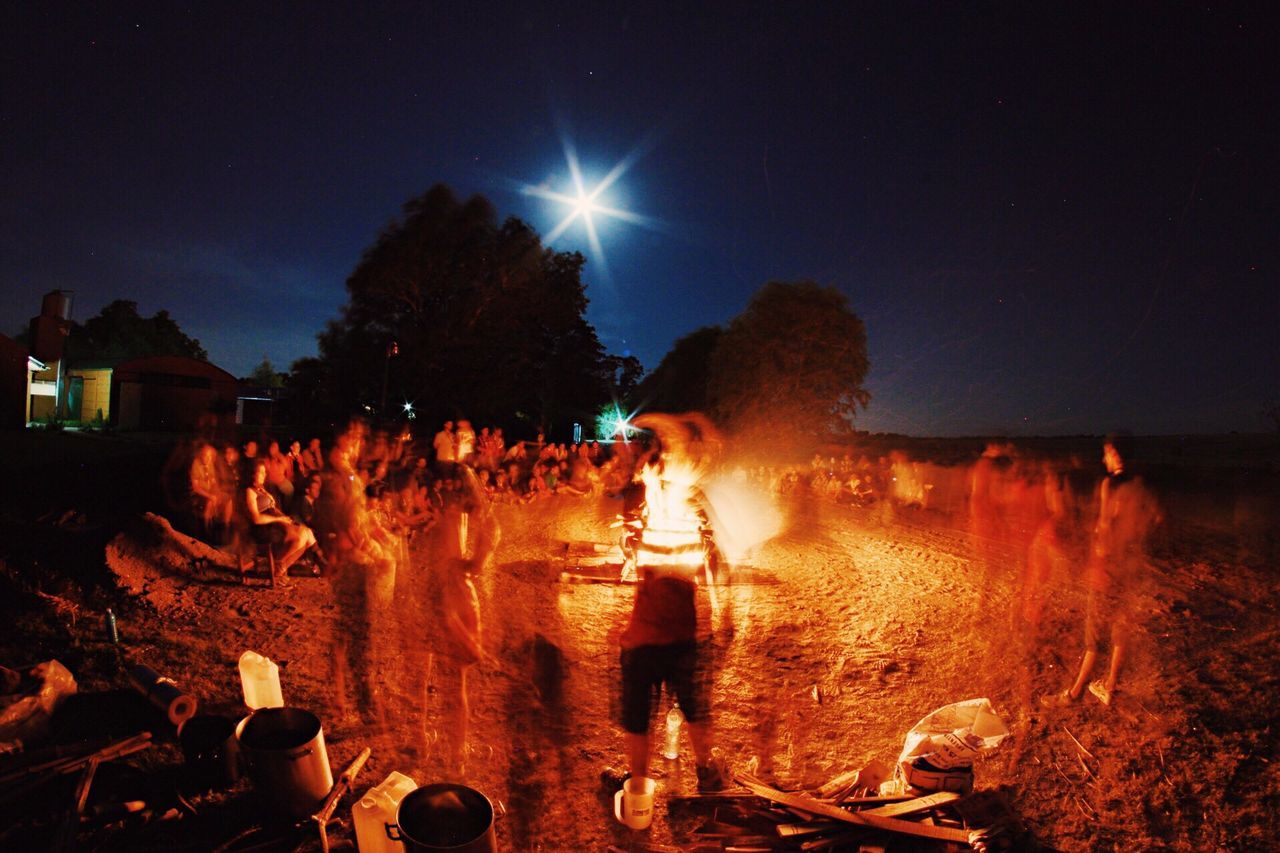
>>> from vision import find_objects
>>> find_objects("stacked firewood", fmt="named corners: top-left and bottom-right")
top-left (663, 764), bottom-right (1021, 852)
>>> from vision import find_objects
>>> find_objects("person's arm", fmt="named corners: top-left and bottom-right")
top-left (191, 464), bottom-right (215, 500)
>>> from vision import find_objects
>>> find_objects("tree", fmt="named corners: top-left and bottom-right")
top-left (632, 326), bottom-right (723, 414)
top-left (247, 356), bottom-right (285, 389)
top-left (707, 281), bottom-right (870, 450)
top-left (66, 300), bottom-right (207, 362)
top-left (308, 184), bottom-right (625, 432)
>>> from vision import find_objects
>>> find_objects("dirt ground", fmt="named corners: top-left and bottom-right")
top-left (1, 431), bottom-right (1278, 851)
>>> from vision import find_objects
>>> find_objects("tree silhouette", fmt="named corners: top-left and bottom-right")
top-left (632, 326), bottom-right (723, 414)
top-left (708, 281), bottom-right (869, 449)
top-left (304, 184), bottom-right (625, 433)
top-left (66, 300), bottom-right (207, 362)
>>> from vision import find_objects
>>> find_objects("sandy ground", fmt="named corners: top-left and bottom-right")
top-left (2, 432), bottom-right (1278, 851)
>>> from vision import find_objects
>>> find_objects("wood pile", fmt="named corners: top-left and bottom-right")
top-left (661, 764), bottom-right (1023, 852)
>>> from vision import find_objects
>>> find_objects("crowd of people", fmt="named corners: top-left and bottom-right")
top-left (177, 418), bottom-right (640, 585)
top-left (172, 422), bottom-right (1162, 809)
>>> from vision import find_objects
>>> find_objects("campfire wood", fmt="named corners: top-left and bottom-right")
top-left (734, 772), bottom-right (974, 844)
top-left (311, 746), bottom-right (371, 853)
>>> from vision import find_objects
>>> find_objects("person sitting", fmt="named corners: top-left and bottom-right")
top-left (265, 441), bottom-right (295, 503)
top-left (245, 460), bottom-right (316, 587)
top-left (190, 442), bottom-right (232, 540)
top-left (302, 437), bottom-right (325, 475)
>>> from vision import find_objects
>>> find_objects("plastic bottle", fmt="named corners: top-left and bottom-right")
top-left (662, 702), bottom-right (683, 760)
top-left (353, 771), bottom-right (418, 853)
top-left (238, 651), bottom-right (284, 709)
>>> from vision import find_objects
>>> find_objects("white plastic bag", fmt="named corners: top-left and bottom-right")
top-left (0, 660), bottom-right (78, 745)
top-left (897, 697), bottom-right (1009, 773)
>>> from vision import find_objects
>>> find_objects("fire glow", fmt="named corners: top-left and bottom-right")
top-left (635, 459), bottom-right (707, 569)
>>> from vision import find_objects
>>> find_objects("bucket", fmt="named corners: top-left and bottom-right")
top-left (386, 783), bottom-right (498, 852)
top-left (236, 707), bottom-right (334, 819)
top-left (178, 714), bottom-right (241, 792)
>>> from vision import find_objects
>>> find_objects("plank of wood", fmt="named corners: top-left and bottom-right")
top-left (776, 819), bottom-right (842, 838)
top-left (857, 790), bottom-right (960, 818)
top-left (734, 773), bottom-right (972, 844)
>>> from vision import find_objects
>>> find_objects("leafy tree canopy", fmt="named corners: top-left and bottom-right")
top-left (247, 356), bottom-right (285, 388)
top-left (305, 184), bottom-right (634, 432)
top-left (66, 300), bottom-right (207, 362)
top-left (632, 325), bottom-right (723, 414)
top-left (708, 281), bottom-right (870, 448)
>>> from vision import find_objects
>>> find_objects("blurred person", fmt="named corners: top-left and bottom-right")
top-left (455, 420), bottom-right (476, 466)
top-left (189, 442), bottom-right (232, 539)
top-left (302, 437), bottom-right (325, 474)
top-left (611, 461), bottom-right (729, 801)
top-left (424, 467), bottom-right (499, 776)
top-left (288, 439), bottom-right (309, 480)
top-left (1049, 437), bottom-right (1162, 707)
top-left (240, 439), bottom-right (260, 486)
top-left (503, 440), bottom-right (527, 464)
top-left (433, 420), bottom-right (457, 476)
top-left (265, 440), bottom-right (295, 503)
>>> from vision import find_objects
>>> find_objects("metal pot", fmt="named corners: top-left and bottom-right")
top-left (178, 713), bottom-right (241, 791)
top-left (386, 783), bottom-right (498, 852)
top-left (235, 707), bottom-right (334, 819)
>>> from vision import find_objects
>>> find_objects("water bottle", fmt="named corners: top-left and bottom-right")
top-left (662, 703), bottom-right (683, 760)
top-left (353, 771), bottom-right (418, 853)
top-left (238, 651), bottom-right (284, 709)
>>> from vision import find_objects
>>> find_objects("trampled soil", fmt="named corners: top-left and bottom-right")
top-left (1, 431), bottom-right (1278, 851)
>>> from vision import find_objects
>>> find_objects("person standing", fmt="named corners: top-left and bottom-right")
top-left (1052, 436), bottom-right (1162, 707)
top-left (612, 464), bottom-right (729, 808)
top-left (433, 420), bottom-right (457, 477)
top-left (455, 420), bottom-right (476, 467)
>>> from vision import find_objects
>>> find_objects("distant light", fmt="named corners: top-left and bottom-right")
top-left (403, 401), bottom-right (416, 420)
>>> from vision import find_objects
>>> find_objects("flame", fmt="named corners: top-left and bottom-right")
top-left (636, 458), bottom-right (706, 568)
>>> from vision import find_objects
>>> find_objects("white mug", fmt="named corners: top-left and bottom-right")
top-left (613, 775), bottom-right (656, 830)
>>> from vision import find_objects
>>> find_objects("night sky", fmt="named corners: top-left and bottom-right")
top-left (3, 3), bottom-right (1276, 436)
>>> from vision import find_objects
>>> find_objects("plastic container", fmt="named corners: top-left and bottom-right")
top-left (662, 703), bottom-right (683, 760)
top-left (353, 770), bottom-right (418, 853)
top-left (238, 651), bottom-right (284, 710)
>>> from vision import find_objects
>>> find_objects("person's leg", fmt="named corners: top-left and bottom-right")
top-left (626, 731), bottom-right (651, 781)
top-left (1103, 643), bottom-right (1123, 694)
top-left (1068, 649), bottom-right (1097, 699)
top-left (277, 524), bottom-right (311, 572)
top-left (621, 647), bottom-right (655, 781)
top-left (453, 665), bottom-right (470, 774)
top-left (686, 721), bottom-right (713, 766)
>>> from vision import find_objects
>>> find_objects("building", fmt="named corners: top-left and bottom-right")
top-left (20, 290), bottom-right (239, 431)
top-left (0, 333), bottom-right (44, 429)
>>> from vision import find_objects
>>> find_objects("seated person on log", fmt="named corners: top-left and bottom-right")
top-left (189, 442), bottom-right (232, 541)
top-left (245, 460), bottom-right (317, 584)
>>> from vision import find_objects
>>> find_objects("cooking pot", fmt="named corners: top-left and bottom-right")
top-left (235, 707), bottom-right (333, 819)
top-left (386, 783), bottom-right (498, 852)
top-left (178, 713), bottom-right (241, 791)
